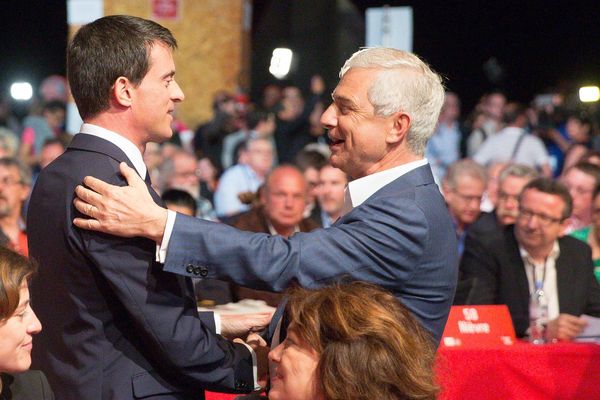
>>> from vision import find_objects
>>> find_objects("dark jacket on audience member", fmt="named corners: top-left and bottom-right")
top-left (460, 225), bottom-right (600, 337)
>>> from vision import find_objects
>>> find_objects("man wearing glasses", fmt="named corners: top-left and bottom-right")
top-left (0, 157), bottom-right (31, 257)
top-left (461, 178), bottom-right (600, 340)
top-left (442, 159), bottom-right (487, 258)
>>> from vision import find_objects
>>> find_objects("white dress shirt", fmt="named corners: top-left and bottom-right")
top-left (520, 241), bottom-right (560, 321)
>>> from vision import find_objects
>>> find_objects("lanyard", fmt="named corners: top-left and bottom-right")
top-left (531, 257), bottom-right (548, 292)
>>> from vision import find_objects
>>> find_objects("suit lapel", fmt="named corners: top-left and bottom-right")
top-left (505, 228), bottom-right (530, 309)
top-left (555, 239), bottom-right (571, 312)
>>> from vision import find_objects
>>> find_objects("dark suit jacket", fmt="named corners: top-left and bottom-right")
top-left (0, 370), bottom-right (54, 399)
top-left (28, 134), bottom-right (253, 400)
top-left (460, 225), bottom-right (600, 337)
top-left (163, 164), bottom-right (458, 344)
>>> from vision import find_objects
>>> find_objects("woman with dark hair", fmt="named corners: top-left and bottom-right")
top-left (0, 247), bottom-right (53, 399)
top-left (268, 282), bottom-right (438, 400)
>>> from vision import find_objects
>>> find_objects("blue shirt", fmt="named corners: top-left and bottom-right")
top-left (214, 164), bottom-right (264, 217)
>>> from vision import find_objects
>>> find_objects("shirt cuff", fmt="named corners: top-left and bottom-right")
top-left (214, 312), bottom-right (221, 335)
top-left (155, 209), bottom-right (176, 263)
top-left (240, 342), bottom-right (261, 391)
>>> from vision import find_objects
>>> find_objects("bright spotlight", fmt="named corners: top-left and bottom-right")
top-left (10, 82), bottom-right (33, 101)
top-left (269, 48), bottom-right (293, 79)
top-left (579, 86), bottom-right (600, 103)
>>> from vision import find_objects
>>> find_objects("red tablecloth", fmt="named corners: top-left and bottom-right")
top-left (207, 341), bottom-right (600, 400)
top-left (437, 341), bottom-right (600, 400)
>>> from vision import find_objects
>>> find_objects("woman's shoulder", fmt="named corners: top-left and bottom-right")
top-left (2, 370), bottom-right (54, 399)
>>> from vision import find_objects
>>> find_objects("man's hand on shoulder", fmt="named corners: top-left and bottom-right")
top-left (73, 162), bottom-right (168, 242)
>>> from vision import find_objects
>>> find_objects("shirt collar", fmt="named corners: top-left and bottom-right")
top-left (79, 123), bottom-right (147, 179)
top-left (267, 220), bottom-right (300, 236)
top-left (342, 158), bottom-right (428, 215)
top-left (519, 240), bottom-right (560, 265)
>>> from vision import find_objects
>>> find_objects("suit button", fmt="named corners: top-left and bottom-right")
top-left (193, 266), bottom-right (201, 275)
top-left (186, 264), bottom-right (194, 273)
top-left (200, 266), bottom-right (208, 277)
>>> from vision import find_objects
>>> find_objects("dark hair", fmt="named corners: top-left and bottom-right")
top-left (520, 177), bottom-right (572, 219)
top-left (42, 100), bottom-right (66, 113)
top-left (161, 189), bottom-right (197, 214)
top-left (294, 149), bottom-right (327, 172)
top-left (568, 162), bottom-right (600, 186)
top-left (0, 247), bottom-right (36, 320)
top-left (287, 282), bottom-right (437, 400)
top-left (42, 137), bottom-right (65, 150)
top-left (503, 102), bottom-right (527, 124)
top-left (67, 15), bottom-right (177, 120)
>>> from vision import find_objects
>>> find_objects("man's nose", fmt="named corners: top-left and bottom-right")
top-left (171, 81), bottom-right (185, 102)
top-left (320, 103), bottom-right (337, 130)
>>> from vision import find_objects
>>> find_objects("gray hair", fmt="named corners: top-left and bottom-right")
top-left (0, 157), bottom-right (32, 185)
top-left (340, 47), bottom-right (445, 155)
top-left (498, 164), bottom-right (539, 185)
top-left (443, 159), bottom-right (487, 190)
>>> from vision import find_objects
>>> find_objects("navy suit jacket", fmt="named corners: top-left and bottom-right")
top-left (28, 134), bottom-right (253, 400)
top-left (164, 164), bottom-right (458, 344)
top-left (461, 225), bottom-right (600, 337)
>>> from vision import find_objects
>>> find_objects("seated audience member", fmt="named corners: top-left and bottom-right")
top-left (159, 149), bottom-right (216, 221)
top-left (442, 159), bottom-right (486, 258)
top-left (19, 101), bottom-right (66, 168)
top-left (317, 164), bottom-right (348, 228)
top-left (38, 139), bottom-right (65, 171)
top-left (214, 137), bottom-right (274, 218)
top-left (0, 247), bottom-right (53, 399)
top-left (294, 149), bottom-right (327, 225)
top-left (560, 162), bottom-right (600, 233)
top-left (231, 165), bottom-right (319, 306)
top-left (221, 110), bottom-right (276, 170)
top-left (466, 91), bottom-right (506, 157)
top-left (469, 164), bottom-right (538, 236)
top-left (0, 158), bottom-right (32, 257)
top-left (425, 92), bottom-right (462, 185)
top-left (473, 102), bottom-right (551, 177)
top-left (162, 189), bottom-right (196, 217)
top-left (268, 282), bottom-right (437, 400)
top-left (461, 178), bottom-right (600, 339)
top-left (479, 162), bottom-right (507, 212)
top-left (571, 184), bottom-right (600, 284)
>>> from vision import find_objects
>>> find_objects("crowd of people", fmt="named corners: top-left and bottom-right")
top-left (0, 13), bottom-right (599, 400)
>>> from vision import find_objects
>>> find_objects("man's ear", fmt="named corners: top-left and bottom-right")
top-left (386, 111), bottom-right (411, 145)
top-left (112, 76), bottom-right (133, 108)
top-left (558, 217), bottom-right (571, 237)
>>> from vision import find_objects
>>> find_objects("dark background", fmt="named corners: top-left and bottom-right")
top-left (1, 0), bottom-right (599, 120)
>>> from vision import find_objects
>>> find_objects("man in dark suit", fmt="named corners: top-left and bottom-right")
top-left (461, 178), bottom-right (600, 339)
top-left (27, 16), bottom-right (265, 400)
top-left (73, 48), bottom-right (458, 344)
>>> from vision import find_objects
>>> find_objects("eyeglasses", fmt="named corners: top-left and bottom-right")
top-left (518, 207), bottom-right (563, 226)
top-left (0, 176), bottom-right (24, 186)
top-left (450, 190), bottom-right (482, 204)
top-left (497, 190), bottom-right (520, 203)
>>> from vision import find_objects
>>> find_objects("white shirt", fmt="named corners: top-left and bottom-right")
top-left (341, 158), bottom-right (429, 216)
top-left (520, 241), bottom-right (560, 321)
top-left (80, 123), bottom-right (147, 179)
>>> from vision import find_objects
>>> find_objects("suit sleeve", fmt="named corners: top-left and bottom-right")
top-left (164, 196), bottom-right (428, 292)
top-left (77, 173), bottom-right (255, 393)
